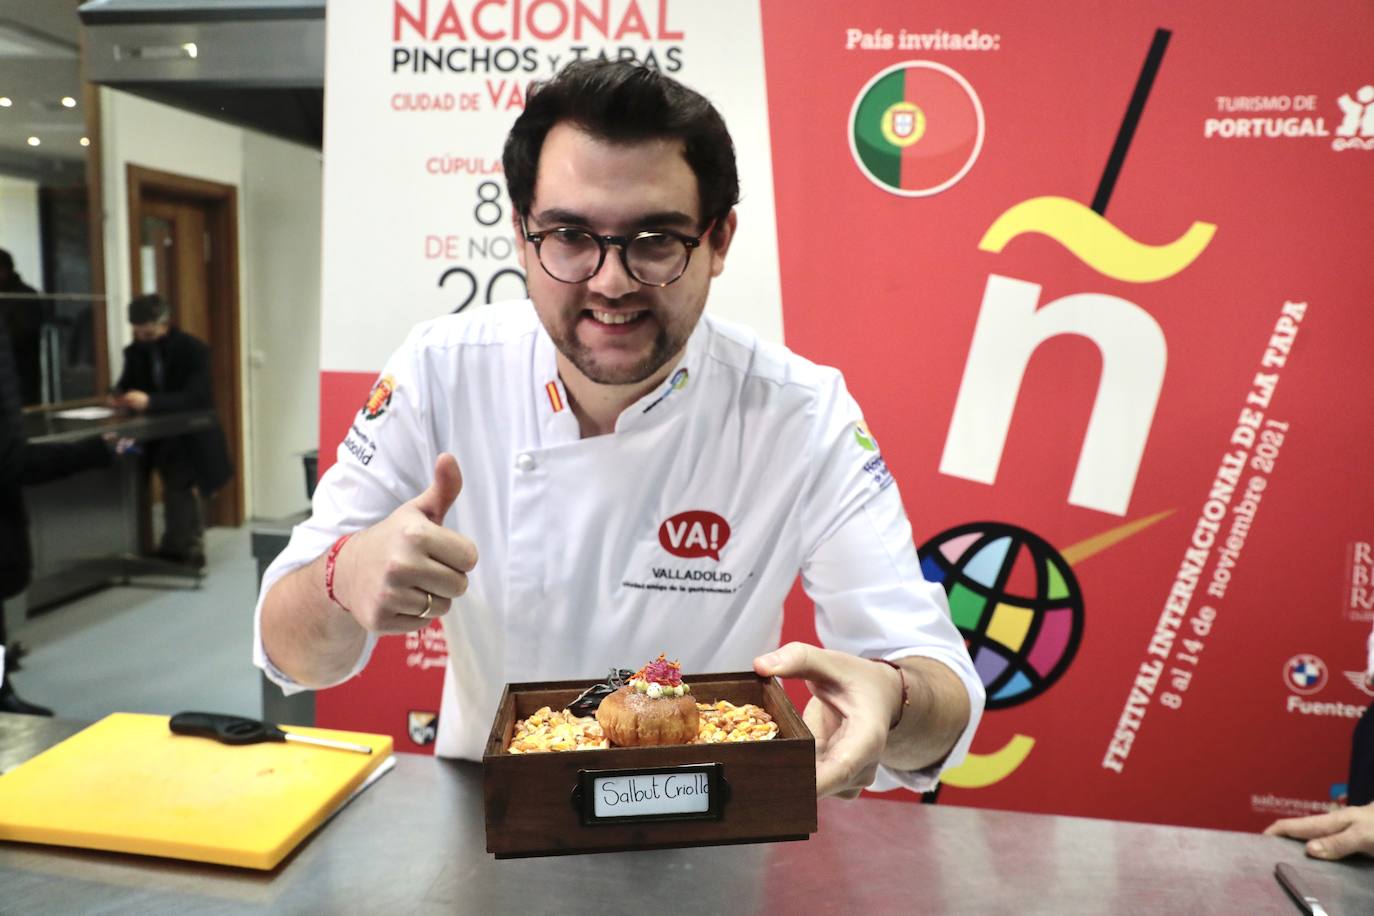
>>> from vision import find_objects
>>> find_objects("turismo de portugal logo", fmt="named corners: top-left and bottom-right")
top-left (849, 60), bottom-right (985, 196)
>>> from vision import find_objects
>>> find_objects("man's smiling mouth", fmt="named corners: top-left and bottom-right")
top-left (588, 309), bottom-right (648, 326)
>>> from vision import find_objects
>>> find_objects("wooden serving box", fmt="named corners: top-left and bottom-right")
top-left (482, 671), bottom-right (817, 858)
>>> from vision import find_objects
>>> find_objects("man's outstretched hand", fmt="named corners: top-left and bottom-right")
top-left (754, 642), bottom-right (906, 799)
top-left (755, 641), bottom-right (972, 799)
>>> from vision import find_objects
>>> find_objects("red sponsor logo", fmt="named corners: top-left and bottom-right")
top-left (658, 511), bottom-right (730, 561)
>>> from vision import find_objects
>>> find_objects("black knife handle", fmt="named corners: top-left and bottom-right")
top-left (169, 711), bottom-right (286, 745)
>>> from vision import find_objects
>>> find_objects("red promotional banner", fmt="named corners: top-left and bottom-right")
top-left (312, 1), bottom-right (1374, 830)
top-left (765, 1), bottom-right (1373, 829)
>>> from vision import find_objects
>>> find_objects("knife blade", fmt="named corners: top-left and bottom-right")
top-left (1275, 862), bottom-right (1329, 916)
top-left (169, 711), bottom-right (373, 755)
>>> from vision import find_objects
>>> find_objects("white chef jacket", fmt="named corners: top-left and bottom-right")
top-left (254, 300), bottom-right (984, 792)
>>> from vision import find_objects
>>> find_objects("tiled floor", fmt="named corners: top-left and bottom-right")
top-left (8, 527), bottom-right (264, 722)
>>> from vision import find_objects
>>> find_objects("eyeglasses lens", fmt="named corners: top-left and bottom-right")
top-left (538, 229), bottom-right (690, 286)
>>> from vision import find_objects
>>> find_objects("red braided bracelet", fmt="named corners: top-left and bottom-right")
top-left (873, 658), bottom-right (910, 729)
top-left (324, 533), bottom-right (353, 612)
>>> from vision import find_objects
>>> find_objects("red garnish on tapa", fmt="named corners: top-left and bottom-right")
top-left (634, 653), bottom-right (683, 687)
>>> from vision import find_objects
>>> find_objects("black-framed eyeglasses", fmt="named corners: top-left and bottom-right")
top-left (521, 217), bottom-right (713, 287)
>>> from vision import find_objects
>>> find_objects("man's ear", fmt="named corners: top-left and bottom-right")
top-left (708, 209), bottom-right (738, 278)
top-left (512, 212), bottom-right (528, 272)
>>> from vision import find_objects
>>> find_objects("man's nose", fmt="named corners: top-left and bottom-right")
top-left (585, 245), bottom-right (640, 299)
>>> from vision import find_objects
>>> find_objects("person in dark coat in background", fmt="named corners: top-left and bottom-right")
top-left (110, 294), bottom-right (232, 569)
top-left (0, 246), bottom-right (47, 406)
top-left (0, 319), bottom-right (116, 715)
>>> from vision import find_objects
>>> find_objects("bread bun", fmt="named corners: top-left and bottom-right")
top-left (596, 685), bottom-right (699, 747)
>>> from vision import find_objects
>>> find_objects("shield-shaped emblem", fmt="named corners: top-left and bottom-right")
top-left (893, 111), bottom-right (915, 138)
top-left (407, 710), bottom-right (438, 745)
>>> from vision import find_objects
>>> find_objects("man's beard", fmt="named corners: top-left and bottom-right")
top-left (550, 303), bottom-right (688, 386)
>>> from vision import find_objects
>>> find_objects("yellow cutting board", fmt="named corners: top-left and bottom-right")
top-left (0, 712), bottom-right (393, 870)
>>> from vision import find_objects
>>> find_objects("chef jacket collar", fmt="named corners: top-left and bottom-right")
top-left (533, 312), bottom-right (708, 441)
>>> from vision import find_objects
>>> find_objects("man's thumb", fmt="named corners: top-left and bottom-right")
top-left (753, 641), bottom-right (818, 679)
top-left (413, 453), bottom-right (462, 523)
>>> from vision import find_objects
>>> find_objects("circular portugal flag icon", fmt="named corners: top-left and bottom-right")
top-left (849, 60), bottom-right (985, 196)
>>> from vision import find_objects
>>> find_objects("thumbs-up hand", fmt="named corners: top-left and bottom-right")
top-left (411, 452), bottom-right (463, 523)
top-left (332, 453), bottom-right (479, 633)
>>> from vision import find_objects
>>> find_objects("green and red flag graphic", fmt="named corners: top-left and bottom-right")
top-left (849, 60), bottom-right (985, 196)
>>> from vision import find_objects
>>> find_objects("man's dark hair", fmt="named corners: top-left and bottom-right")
top-left (128, 293), bottom-right (171, 325)
top-left (0, 248), bottom-right (13, 273)
top-left (503, 60), bottom-right (740, 237)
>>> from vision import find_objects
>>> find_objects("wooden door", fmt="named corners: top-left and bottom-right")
top-left (128, 166), bottom-right (243, 528)
top-left (140, 199), bottom-right (211, 345)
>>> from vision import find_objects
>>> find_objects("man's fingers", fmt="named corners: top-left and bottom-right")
top-left (1265, 810), bottom-right (1351, 840)
top-left (815, 742), bottom-right (880, 798)
top-left (411, 452), bottom-right (463, 524)
top-left (407, 559), bottom-right (468, 602)
top-left (811, 711), bottom-right (885, 797)
top-left (373, 608), bottom-right (444, 634)
top-left (410, 587), bottom-right (453, 619)
top-left (754, 641), bottom-right (837, 682)
top-left (801, 696), bottom-right (839, 753)
top-left (423, 527), bottom-right (478, 575)
top-left (814, 753), bottom-right (849, 797)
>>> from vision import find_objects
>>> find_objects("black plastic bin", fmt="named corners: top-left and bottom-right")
top-left (302, 450), bottom-right (319, 500)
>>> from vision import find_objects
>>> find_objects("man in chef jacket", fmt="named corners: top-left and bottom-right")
top-left (256, 60), bottom-right (984, 798)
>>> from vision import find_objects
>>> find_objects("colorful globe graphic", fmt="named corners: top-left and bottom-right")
top-left (918, 522), bottom-right (1084, 709)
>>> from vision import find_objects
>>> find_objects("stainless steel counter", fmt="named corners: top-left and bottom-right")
top-left (24, 406), bottom-right (218, 446)
top-left (19, 408), bottom-right (218, 611)
top-left (2, 714), bottom-right (1371, 914)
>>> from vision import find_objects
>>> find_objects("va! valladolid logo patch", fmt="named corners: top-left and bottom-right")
top-left (849, 60), bottom-right (985, 197)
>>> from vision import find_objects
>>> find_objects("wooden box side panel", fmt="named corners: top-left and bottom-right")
top-left (484, 672), bottom-right (817, 857)
top-left (762, 677), bottom-right (810, 740)
top-left (482, 683), bottom-right (515, 757)
top-left (484, 740), bottom-right (817, 857)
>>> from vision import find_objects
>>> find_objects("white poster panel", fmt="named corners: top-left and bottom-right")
top-left (321, 0), bottom-right (783, 374)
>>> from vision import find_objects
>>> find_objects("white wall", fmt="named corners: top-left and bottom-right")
top-left (0, 174), bottom-right (43, 288)
top-left (242, 131), bottom-right (321, 517)
top-left (100, 88), bottom-right (322, 519)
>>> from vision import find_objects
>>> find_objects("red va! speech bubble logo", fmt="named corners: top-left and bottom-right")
top-left (659, 511), bottom-right (731, 561)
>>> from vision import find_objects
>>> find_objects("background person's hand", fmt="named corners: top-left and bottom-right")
top-left (333, 453), bottom-right (477, 634)
top-left (110, 390), bottom-right (149, 411)
top-left (1264, 802), bottom-right (1374, 860)
top-left (754, 641), bottom-right (904, 799)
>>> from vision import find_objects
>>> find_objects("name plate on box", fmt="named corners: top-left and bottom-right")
top-left (574, 764), bottom-right (728, 825)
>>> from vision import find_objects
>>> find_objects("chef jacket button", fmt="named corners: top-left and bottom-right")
top-left (515, 453), bottom-right (537, 472)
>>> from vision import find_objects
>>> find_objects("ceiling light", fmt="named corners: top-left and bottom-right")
top-left (80, 137), bottom-right (90, 147)
top-left (26, 136), bottom-right (40, 146)
top-left (61, 96), bottom-right (76, 108)
top-left (0, 97), bottom-right (11, 108)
